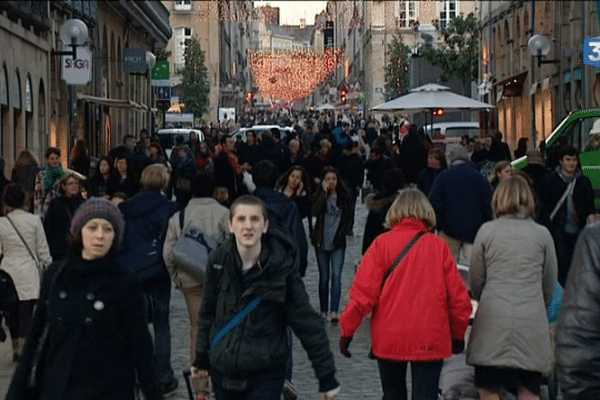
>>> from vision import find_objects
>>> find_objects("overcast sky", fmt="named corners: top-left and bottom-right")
top-left (255, 1), bottom-right (328, 26)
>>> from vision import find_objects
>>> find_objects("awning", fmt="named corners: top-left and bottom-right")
top-left (496, 89), bottom-right (503, 102)
top-left (542, 77), bottom-right (551, 90)
top-left (76, 93), bottom-right (149, 110)
top-left (529, 82), bottom-right (538, 96)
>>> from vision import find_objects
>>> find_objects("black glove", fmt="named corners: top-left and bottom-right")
top-left (340, 336), bottom-right (353, 358)
top-left (452, 339), bottom-right (465, 354)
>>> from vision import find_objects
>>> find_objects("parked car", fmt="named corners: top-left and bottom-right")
top-left (230, 125), bottom-right (294, 143)
top-left (156, 128), bottom-right (205, 157)
top-left (424, 122), bottom-right (481, 151)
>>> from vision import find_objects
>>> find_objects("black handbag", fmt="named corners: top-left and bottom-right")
top-left (0, 269), bottom-right (18, 306)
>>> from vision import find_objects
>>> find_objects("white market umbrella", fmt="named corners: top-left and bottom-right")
top-left (371, 83), bottom-right (495, 112)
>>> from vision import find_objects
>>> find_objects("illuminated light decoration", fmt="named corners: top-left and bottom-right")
top-left (249, 48), bottom-right (345, 101)
top-left (341, 90), bottom-right (347, 103)
top-left (432, 108), bottom-right (445, 117)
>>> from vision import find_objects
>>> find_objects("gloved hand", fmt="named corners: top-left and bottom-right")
top-left (452, 339), bottom-right (465, 354)
top-left (340, 336), bottom-right (353, 358)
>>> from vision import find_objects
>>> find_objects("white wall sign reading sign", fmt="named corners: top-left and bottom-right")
top-left (62, 46), bottom-right (92, 85)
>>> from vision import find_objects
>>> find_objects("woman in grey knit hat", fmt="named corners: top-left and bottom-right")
top-left (6, 197), bottom-right (161, 400)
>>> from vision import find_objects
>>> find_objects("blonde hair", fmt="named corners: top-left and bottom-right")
top-left (385, 188), bottom-right (436, 230)
top-left (140, 164), bottom-right (170, 191)
top-left (491, 175), bottom-right (535, 218)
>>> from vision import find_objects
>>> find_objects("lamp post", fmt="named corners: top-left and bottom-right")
top-left (52, 19), bottom-right (89, 154)
top-left (528, 34), bottom-right (560, 149)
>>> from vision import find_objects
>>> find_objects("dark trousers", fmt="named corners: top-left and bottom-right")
top-left (211, 370), bottom-right (284, 400)
top-left (377, 359), bottom-right (443, 400)
top-left (3, 299), bottom-right (36, 338)
top-left (555, 230), bottom-right (579, 287)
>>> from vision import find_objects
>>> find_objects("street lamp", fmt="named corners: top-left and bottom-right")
top-left (55, 19), bottom-right (89, 59)
top-left (528, 34), bottom-right (559, 67)
top-left (146, 51), bottom-right (156, 71)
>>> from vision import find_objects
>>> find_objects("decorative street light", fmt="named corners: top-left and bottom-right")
top-left (54, 18), bottom-right (89, 59)
top-left (528, 34), bottom-right (560, 68)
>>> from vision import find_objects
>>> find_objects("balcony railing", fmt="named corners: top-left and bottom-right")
top-left (0, 1), bottom-right (50, 29)
top-left (174, 1), bottom-right (192, 12)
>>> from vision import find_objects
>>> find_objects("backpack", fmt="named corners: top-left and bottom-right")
top-left (171, 208), bottom-right (218, 283)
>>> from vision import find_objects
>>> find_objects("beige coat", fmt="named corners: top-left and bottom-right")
top-left (466, 211), bottom-right (557, 373)
top-left (163, 198), bottom-right (229, 288)
top-left (0, 209), bottom-right (52, 300)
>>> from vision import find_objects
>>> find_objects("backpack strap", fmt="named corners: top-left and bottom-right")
top-left (179, 208), bottom-right (185, 231)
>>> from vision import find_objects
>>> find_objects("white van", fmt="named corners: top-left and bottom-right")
top-left (156, 128), bottom-right (204, 157)
top-left (424, 122), bottom-right (481, 148)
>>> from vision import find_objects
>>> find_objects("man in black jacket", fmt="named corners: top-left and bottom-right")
top-left (337, 141), bottom-right (365, 235)
top-left (539, 145), bottom-right (595, 286)
top-left (555, 221), bottom-right (600, 398)
top-left (191, 195), bottom-right (340, 400)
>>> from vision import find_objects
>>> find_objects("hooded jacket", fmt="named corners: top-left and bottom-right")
top-left (253, 187), bottom-right (308, 276)
top-left (120, 191), bottom-right (180, 279)
top-left (193, 229), bottom-right (338, 392)
top-left (555, 222), bottom-right (600, 398)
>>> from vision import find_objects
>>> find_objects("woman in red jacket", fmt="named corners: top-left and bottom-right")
top-left (340, 188), bottom-right (472, 400)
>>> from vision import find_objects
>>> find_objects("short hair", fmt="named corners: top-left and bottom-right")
top-left (428, 148), bottom-right (448, 169)
top-left (220, 134), bottom-right (231, 146)
top-left (491, 175), bottom-right (536, 219)
top-left (45, 147), bottom-right (61, 159)
top-left (559, 145), bottom-right (579, 160)
top-left (229, 194), bottom-right (268, 222)
top-left (123, 135), bottom-right (135, 144)
top-left (270, 128), bottom-right (281, 140)
top-left (191, 173), bottom-right (215, 198)
top-left (57, 172), bottom-right (80, 196)
top-left (252, 160), bottom-right (278, 188)
top-left (385, 188), bottom-right (436, 230)
top-left (380, 168), bottom-right (405, 194)
top-left (140, 164), bottom-right (170, 191)
top-left (448, 146), bottom-right (468, 162)
top-left (3, 183), bottom-right (25, 208)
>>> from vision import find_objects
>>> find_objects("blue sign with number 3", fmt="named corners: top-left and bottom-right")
top-left (584, 37), bottom-right (600, 67)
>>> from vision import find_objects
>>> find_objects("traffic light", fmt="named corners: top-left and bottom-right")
top-left (432, 108), bottom-right (445, 117)
top-left (246, 91), bottom-right (254, 102)
top-left (341, 90), bottom-right (347, 104)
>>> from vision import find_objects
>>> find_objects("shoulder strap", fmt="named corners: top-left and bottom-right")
top-left (381, 231), bottom-right (426, 290)
top-left (6, 215), bottom-right (39, 266)
top-left (549, 178), bottom-right (577, 221)
top-left (179, 208), bottom-right (185, 231)
top-left (210, 294), bottom-right (264, 350)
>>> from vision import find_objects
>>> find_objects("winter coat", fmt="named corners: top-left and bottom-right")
top-left (337, 152), bottom-right (365, 197)
top-left (120, 190), bottom-right (180, 281)
top-left (365, 155), bottom-right (396, 191)
top-left (106, 174), bottom-right (140, 199)
top-left (311, 189), bottom-right (353, 250)
top-left (341, 219), bottom-right (472, 361)
top-left (0, 209), bottom-right (52, 300)
top-left (85, 173), bottom-right (110, 198)
top-left (398, 133), bottom-right (428, 184)
top-left (6, 254), bottom-right (160, 400)
top-left (253, 187), bottom-right (308, 277)
top-left (466, 210), bottom-right (557, 373)
top-left (429, 161), bottom-right (493, 243)
top-left (43, 194), bottom-right (85, 261)
top-left (417, 167), bottom-right (444, 197)
top-left (555, 222), bottom-right (600, 398)
top-left (163, 197), bottom-right (230, 289)
top-left (362, 191), bottom-right (397, 254)
top-left (539, 167), bottom-right (594, 235)
top-left (213, 151), bottom-right (245, 201)
top-left (193, 229), bottom-right (338, 392)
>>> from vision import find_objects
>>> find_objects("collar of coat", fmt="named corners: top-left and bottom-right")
top-left (391, 218), bottom-right (429, 233)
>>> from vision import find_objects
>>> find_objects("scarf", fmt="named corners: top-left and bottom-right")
top-left (228, 152), bottom-right (243, 175)
top-left (44, 165), bottom-right (64, 194)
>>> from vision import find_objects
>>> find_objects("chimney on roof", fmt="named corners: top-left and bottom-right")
top-left (300, 18), bottom-right (306, 28)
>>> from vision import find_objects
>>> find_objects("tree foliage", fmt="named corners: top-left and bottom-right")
top-left (421, 13), bottom-right (480, 86)
top-left (384, 33), bottom-right (412, 100)
top-left (180, 35), bottom-right (209, 117)
top-left (154, 48), bottom-right (171, 62)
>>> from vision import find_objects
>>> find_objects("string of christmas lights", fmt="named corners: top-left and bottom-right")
top-left (249, 48), bottom-right (345, 101)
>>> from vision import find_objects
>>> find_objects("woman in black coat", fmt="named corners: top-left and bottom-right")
top-left (416, 148), bottom-right (447, 197)
top-left (43, 173), bottom-right (85, 261)
top-left (7, 198), bottom-right (160, 400)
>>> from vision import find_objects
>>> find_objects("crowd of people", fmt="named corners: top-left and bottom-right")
top-left (0, 108), bottom-right (599, 399)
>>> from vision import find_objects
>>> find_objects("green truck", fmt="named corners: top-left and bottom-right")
top-left (513, 108), bottom-right (600, 210)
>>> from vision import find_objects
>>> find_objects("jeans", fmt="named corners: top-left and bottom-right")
top-left (377, 359), bottom-right (443, 400)
top-left (211, 370), bottom-right (284, 400)
top-left (142, 276), bottom-right (175, 384)
top-left (555, 230), bottom-right (579, 287)
top-left (315, 247), bottom-right (345, 314)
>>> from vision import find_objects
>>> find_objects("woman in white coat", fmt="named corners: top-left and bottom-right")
top-left (466, 175), bottom-right (557, 400)
top-left (0, 183), bottom-right (52, 361)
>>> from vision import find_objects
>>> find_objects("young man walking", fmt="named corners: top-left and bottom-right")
top-left (191, 195), bottom-right (340, 400)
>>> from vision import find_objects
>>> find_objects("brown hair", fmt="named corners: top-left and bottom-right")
top-left (14, 150), bottom-right (40, 170)
top-left (229, 194), bottom-right (268, 222)
top-left (57, 172), bottom-right (80, 196)
top-left (385, 188), bottom-right (436, 230)
top-left (491, 175), bottom-right (536, 218)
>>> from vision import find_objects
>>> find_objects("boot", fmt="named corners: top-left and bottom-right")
top-left (11, 337), bottom-right (20, 362)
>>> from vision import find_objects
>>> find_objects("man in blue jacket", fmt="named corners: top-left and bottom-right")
top-left (429, 146), bottom-right (493, 265)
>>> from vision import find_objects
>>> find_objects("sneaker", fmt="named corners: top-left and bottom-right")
top-left (282, 379), bottom-right (298, 400)
top-left (159, 378), bottom-right (178, 396)
top-left (329, 312), bottom-right (339, 324)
